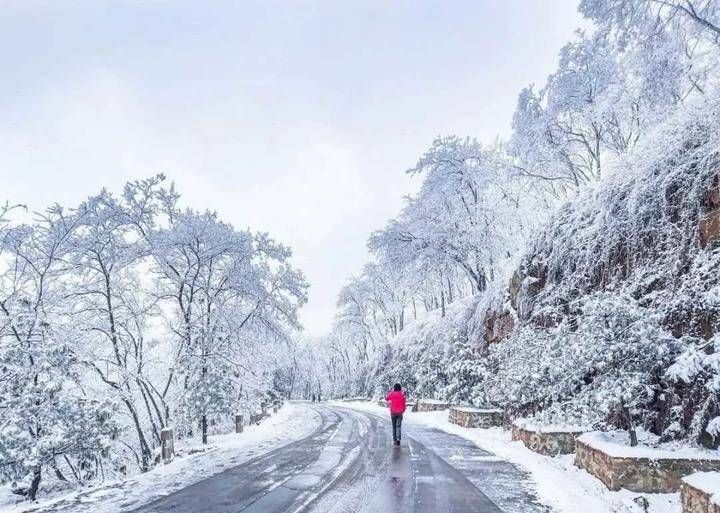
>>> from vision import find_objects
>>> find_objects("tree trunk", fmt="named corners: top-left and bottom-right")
top-left (27, 466), bottom-right (41, 501)
top-left (620, 400), bottom-right (638, 447)
top-left (52, 461), bottom-right (68, 483)
top-left (477, 271), bottom-right (487, 292)
top-left (202, 415), bottom-right (208, 444)
top-left (138, 384), bottom-right (161, 445)
top-left (63, 455), bottom-right (80, 482)
top-left (139, 379), bottom-right (166, 430)
top-left (123, 398), bottom-right (152, 470)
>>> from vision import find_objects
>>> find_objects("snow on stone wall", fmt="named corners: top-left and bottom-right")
top-left (574, 433), bottom-right (720, 493)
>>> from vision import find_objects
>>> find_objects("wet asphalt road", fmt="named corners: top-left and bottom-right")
top-left (131, 403), bottom-right (549, 513)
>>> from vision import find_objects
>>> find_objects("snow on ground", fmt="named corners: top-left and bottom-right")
top-left (452, 406), bottom-right (502, 413)
top-left (336, 401), bottom-right (679, 513)
top-left (0, 403), bottom-right (321, 513)
top-left (580, 431), bottom-right (720, 460)
top-left (513, 419), bottom-right (586, 433)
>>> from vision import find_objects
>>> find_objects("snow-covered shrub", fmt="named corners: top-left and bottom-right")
top-left (0, 324), bottom-right (117, 499)
top-left (663, 334), bottom-right (720, 446)
top-left (479, 293), bottom-right (680, 427)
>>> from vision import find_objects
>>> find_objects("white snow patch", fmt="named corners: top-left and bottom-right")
top-left (683, 472), bottom-right (720, 506)
top-left (513, 419), bottom-right (587, 434)
top-left (579, 431), bottom-right (720, 460)
top-left (451, 406), bottom-right (502, 413)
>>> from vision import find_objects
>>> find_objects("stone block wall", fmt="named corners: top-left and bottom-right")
top-left (511, 423), bottom-right (583, 456)
top-left (681, 473), bottom-right (720, 513)
top-left (682, 482), bottom-right (719, 513)
top-left (575, 438), bottom-right (720, 493)
top-left (416, 400), bottom-right (450, 412)
top-left (449, 406), bottom-right (504, 428)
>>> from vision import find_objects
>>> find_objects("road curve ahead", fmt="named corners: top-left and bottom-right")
top-left (131, 403), bottom-right (548, 513)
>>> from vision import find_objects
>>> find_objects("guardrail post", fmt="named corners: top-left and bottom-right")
top-left (161, 427), bottom-right (175, 464)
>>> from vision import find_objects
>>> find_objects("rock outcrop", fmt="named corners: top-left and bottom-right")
top-left (699, 173), bottom-right (720, 249)
top-left (483, 309), bottom-right (514, 344)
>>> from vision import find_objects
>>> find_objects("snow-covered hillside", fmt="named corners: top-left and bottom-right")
top-left (295, 0), bottom-right (720, 452)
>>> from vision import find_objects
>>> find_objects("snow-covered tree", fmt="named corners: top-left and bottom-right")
top-left (370, 137), bottom-right (532, 297)
top-left (67, 188), bottom-right (160, 471)
top-left (0, 206), bottom-right (117, 500)
top-left (147, 196), bottom-right (307, 443)
top-left (0, 176), bottom-right (308, 499)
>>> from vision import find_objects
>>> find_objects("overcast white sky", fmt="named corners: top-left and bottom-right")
top-left (0, 1), bottom-right (583, 335)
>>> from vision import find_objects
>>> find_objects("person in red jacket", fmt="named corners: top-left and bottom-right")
top-left (385, 383), bottom-right (406, 446)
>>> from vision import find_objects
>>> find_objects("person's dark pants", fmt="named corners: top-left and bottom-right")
top-left (391, 413), bottom-right (403, 441)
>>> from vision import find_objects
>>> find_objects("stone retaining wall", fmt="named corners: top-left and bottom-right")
top-left (375, 399), bottom-right (416, 412)
top-left (511, 423), bottom-right (583, 456)
top-left (416, 400), bottom-right (450, 412)
top-left (682, 480), bottom-right (720, 513)
top-left (575, 438), bottom-right (720, 493)
top-left (449, 406), bottom-right (504, 428)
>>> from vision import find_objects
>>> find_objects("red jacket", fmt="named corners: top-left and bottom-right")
top-left (385, 390), bottom-right (406, 414)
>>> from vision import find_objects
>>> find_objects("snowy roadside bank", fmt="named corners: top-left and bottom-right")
top-left (334, 400), bottom-right (679, 513)
top-left (0, 403), bottom-right (322, 513)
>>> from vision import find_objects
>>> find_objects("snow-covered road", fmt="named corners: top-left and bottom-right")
top-left (128, 402), bottom-right (547, 513)
top-left (5, 402), bottom-right (553, 513)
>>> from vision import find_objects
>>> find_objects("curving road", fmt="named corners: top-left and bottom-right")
top-left (130, 403), bottom-right (549, 513)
